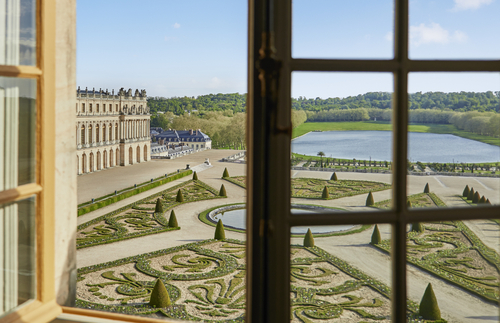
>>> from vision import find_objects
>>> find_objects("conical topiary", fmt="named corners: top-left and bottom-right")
top-left (366, 192), bottom-right (374, 206)
top-left (176, 189), bottom-right (184, 202)
top-left (462, 185), bottom-right (470, 197)
top-left (486, 198), bottom-right (491, 205)
top-left (193, 171), bottom-right (198, 180)
top-left (407, 200), bottom-right (412, 208)
top-left (219, 184), bottom-right (227, 197)
top-left (322, 186), bottom-right (329, 199)
top-left (168, 210), bottom-right (178, 227)
top-left (330, 172), bottom-right (338, 181)
top-left (473, 191), bottom-right (480, 203)
top-left (222, 167), bottom-right (229, 178)
top-left (304, 228), bottom-right (315, 247)
top-left (479, 196), bottom-right (486, 204)
top-left (411, 222), bottom-right (424, 233)
top-left (424, 183), bottom-right (430, 193)
top-left (371, 225), bottom-right (381, 245)
top-left (467, 188), bottom-right (475, 200)
top-left (419, 283), bottom-right (441, 320)
top-left (155, 198), bottom-right (163, 213)
top-left (214, 219), bottom-right (225, 240)
top-left (149, 279), bottom-right (171, 308)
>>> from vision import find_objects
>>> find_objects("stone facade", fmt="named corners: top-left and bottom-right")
top-left (76, 87), bottom-right (151, 174)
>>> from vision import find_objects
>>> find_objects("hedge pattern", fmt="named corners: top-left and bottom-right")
top-left (77, 180), bottom-right (224, 249)
top-left (77, 239), bottom-right (426, 322)
top-left (78, 170), bottom-right (192, 216)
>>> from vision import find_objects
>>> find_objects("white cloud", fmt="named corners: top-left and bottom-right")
top-left (453, 0), bottom-right (493, 10)
top-left (207, 77), bottom-right (222, 89)
top-left (385, 31), bottom-right (393, 42)
top-left (410, 22), bottom-right (467, 46)
top-left (173, 22), bottom-right (181, 29)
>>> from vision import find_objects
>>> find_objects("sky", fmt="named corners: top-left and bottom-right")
top-left (77, 0), bottom-right (499, 99)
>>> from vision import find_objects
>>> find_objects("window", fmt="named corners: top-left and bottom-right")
top-left (82, 102), bottom-right (85, 112)
top-left (96, 103), bottom-right (99, 112)
top-left (103, 103), bottom-right (106, 112)
top-left (89, 103), bottom-right (92, 112)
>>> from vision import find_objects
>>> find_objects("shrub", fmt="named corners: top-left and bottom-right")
top-left (304, 228), bottom-right (315, 247)
top-left (168, 210), bottom-right (178, 227)
top-left (176, 189), bottom-right (184, 202)
top-left (486, 198), bottom-right (491, 205)
top-left (330, 172), bottom-right (338, 181)
top-left (193, 171), bottom-right (198, 180)
top-left (462, 185), bottom-right (470, 197)
top-left (419, 283), bottom-right (441, 320)
top-left (407, 200), bottom-right (412, 208)
top-left (222, 167), bottom-right (229, 178)
top-left (424, 183), bottom-right (430, 193)
top-left (479, 196), bottom-right (486, 204)
top-left (214, 219), bottom-right (226, 240)
top-left (371, 225), bottom-right (381, 245)
top-left (219, 184), bottom-right (227, 197)
top-left (467, 188), bottom-right (475, 200)
top-left (322, 186), bottom-right (330, 199)
top-left (473, 191), bottom-right (480, 203)
top-left (366, 192), bottom-right (374, 206)
top-left (149, 279), bottom-right (171, 308)
top-left (154, 198), bottom-right (163, 214)
top-left (411, 222), bottom-right (424, 233)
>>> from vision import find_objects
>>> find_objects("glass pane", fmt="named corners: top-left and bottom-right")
top-left (291, 72), bottom-right (393, 212)
top-left (406, 220), bottom-right (499, 322)
top-left (410, 0), bottom-right (500, 59)
top-left (0, 77), bottom-right (36, 189)
top-left (291, 224), bottom-right (393, 321)
top-left (0, 0), bottom-right (36, 66)
top-left (407, 73), bottom-right (500, 208)
top-left (0, 196), bottom-right (36, 318)
top-left (292, 0), bottom-right (394, 59)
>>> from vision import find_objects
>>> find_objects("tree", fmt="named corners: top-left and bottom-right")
top-left (155, 198), bottom-right (163, 213)
top-left (468, 188), bottom-right (475, 200)
top-left (321, 186), bottom-right (329, 199)
top-left (330, 172), bottom-right (338, 181)
top-left (419, 283), bottom-right (441, 320)
top-left (149, 279), bottom-right (171, 308)
top-left (473, 191), bottom-right (480, 203)
top-left (371, 225), bottom-right (381, 244)
top-left (366, 192), bottom-right (374, 206)
top-left (193, 171), bottom-right (198, 180)
top-left (219, 184), bottom-right (227, 197)
top-left (317, 151), bottom-right (325, 168)
top-left (168, 210), bottom-right (178, 227)
top-left (462, 185), bottom-right (470, 197)
top-left (222, 167), bottom-right (229, 178)
top-left (424, 183), bottom-right (430, 193)
top-left (304, 228), bottom-right (314, 247)
top-left (214, 219), bottom-right (226, 240)
top-left (411, 222), bottom-right (424, 233)
top-left (176, 189), bottom-right (184, 202)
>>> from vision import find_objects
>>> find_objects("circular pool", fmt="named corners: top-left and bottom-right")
top-left (206, 204), bottom-right (354, 234)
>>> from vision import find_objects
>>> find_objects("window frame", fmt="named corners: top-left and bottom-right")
top-left (246, 0), bottom-right (500, 322)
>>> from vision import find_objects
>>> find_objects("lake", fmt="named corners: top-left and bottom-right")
top-left (292, 131), bottom-right (500, 163)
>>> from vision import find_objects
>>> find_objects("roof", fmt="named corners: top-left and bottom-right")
top-left (155, 129), bottom-right (211, 142)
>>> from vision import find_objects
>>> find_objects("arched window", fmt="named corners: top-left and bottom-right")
top-left (88, 125), bottom-right (92, 144)
top-left (136, 146), bottom-right (140, 163)
top-left (96, 125), bottom-right (100, 142)
top-left (102, 124), bottom-right (106, 142)
top-left (115, 124), bottom-right (118, 140)
top-left (81, 126), bottom-right (85, 145)
top-left (109, 125), bottom-right (112, 141)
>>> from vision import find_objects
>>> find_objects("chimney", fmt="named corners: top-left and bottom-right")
top-left (189, 129), bottom-right (193, 135)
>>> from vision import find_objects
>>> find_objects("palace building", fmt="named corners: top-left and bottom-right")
top-left (76, 87), bottom-right (151, 174)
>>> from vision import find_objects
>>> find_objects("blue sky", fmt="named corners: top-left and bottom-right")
top-left (77, 0), bottom-right (499, 99)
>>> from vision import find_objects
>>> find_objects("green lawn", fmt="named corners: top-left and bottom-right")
top-left (292, 121), bottom-right (500, 147)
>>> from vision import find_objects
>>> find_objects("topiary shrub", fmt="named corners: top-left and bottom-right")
top-left (366, 192), bottom-right (374, 206)
top-left (407, 200), bottom-right (412, 208)
top-left (467, 188), bottom-right (475, 200)
top-left (193, 171), bottom-right (198, 180)
top-left (419, 283), bottom-right (441, 320)
top-left (424, 183), bottom-right (430, 193)
top-left (176, 189), bottom-right (184, 202)
top-left (473, 191), bottom-right (480, 203)
top-left (149, 279), bottom-right (171, 308)
top-left (486, 198), bottom-right (491, 205)
top-left (411, 222), bottom-right (424, 233)
top-left (219, 184), bottom-right (227, 197)
top-left (462, 185), bottom-right (470, 197)
top-left (322, 186), bottom-right (330, 199)
top-left (304, 228), bottom-right (315, 247)
top-left (371, 225), bottom-right (381, 245)
top-left (168, 210), bottom-right (178, 227)
top-left (155, 198), bottom-right (163, 214)
top-left (330, 172), bottom-right (338, 181)
top-left (479, 196), bottom-right (486, 204)
top-left (214, 219), bottom-right (226, 240)
top-left (222, 167), bottom-right (229, 178)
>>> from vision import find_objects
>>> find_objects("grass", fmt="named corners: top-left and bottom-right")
top-left (292, 121), bottom-right (500, 147)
